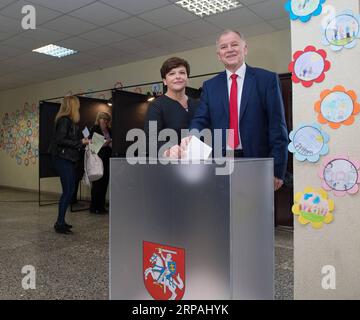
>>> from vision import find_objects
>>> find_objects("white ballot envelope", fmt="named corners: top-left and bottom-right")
top-left (82, 126), bottom-right (90, 138)
top-left (183, 136), bottom-right (212, 160)
top-left (89, 132), bottom-right (105, 154)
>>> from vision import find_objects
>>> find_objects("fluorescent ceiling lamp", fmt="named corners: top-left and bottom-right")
top-left (175, 0), bottom-right (242, 17)
top-left (32, 44), bottom-right (77, 58)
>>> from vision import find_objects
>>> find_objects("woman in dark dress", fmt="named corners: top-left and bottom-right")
top-left (144, 57), bottom-right (199, 158)
top-left (89, 111), bottom-right (112, 214)
top-left (50, 96), bottom-right (90, 234)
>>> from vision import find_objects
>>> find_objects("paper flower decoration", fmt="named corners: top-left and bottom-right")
top-left (292, 187), bottom-right (334, 229)
top-left (288, 123), bottom-right (329, 162)
top-left (319, 155), bottom-right (360, 197)
top-left (321, 10), bottom-right (360, 51)
top-left (314, 86), bottom-right (360, 129)
top-left (285, 0), bottom-right (326, 22)
top-left (288, 46), bottom-right (330, 87)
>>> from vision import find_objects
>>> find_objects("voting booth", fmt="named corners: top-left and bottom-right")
top-left (110, 158), bottom-right (274, 300)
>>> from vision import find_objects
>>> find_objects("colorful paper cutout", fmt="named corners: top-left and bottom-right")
top-left (0, 103), bottom-right (39, 166)
top-left (319, 155), bottom-right (360, 197)
top-left (321, 10), bottom-right (360, 51)
top-left (292, 187), bottom-right (334, 229)
top-left (314, 86), bottom-right (360, 129)
top-left (288, 123), bottom-right (329, 162)
top-left (288, 46), bottom-right (331, 87)
top-left (285, 0), bottom-right (326, 22)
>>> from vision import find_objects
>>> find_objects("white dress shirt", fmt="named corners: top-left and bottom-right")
top-left (226, 63), bottom-right (246, 150)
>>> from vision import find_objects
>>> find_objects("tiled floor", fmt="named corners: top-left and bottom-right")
top-left (0, 187), bottom-right (293, 300)
top-left (274, 228), bottom-right (294, 300)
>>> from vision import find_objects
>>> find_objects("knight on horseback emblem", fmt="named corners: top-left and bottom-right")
top-left (143, 241), bottom-right (185, 300)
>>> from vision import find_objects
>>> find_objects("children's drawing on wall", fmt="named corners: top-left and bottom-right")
top-left (288, 123), bottom-right (329, 162)
top-left (285, 0), bottom-right (326, 22)
top-left (80, 88), bottom-right (95, 98)
top-left (131, 83), bottom-right (163, 97)
top-left (152, 83), bottom-right (163, 96)
top-left (322, 10), bottom-right (360, 51)
top-left (288, 46), bottom-right (330, 87)
top-left (319, 156), bottom-right (360, 197)
top-left (292, 187), bottom-right (334, 229)
top-left (65, 89), bottom-right (110, 100)
top-left (314, 86), bottom-right (360, 129)
top-left (112, 80), bottom-right (163, 97)
top-left (0, 103), bottom-right (39, 166)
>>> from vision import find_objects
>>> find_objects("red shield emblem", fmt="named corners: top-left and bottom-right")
top-left (143, 241), bottom-right (185, 300)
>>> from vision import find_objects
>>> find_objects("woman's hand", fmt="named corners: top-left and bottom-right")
top-left (103, 138), bottom-right (112, 147)
top-left (82, 138), bottom-right (90, 145)
top-left (163, 145), bottom-right (185, 158)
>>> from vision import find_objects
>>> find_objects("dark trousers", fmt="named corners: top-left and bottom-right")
top-left (52, 156), bottom-right (75, 225)
top-left (71, 150), bottom-right (85, 204)
top-left (90, 152), bottom-right (110, 211)
top-left (226, 149), bottom-right (244, 158)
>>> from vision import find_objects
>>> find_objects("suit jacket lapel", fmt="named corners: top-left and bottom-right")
top-left (219, 71), bottom-right (229, 120)
top-left (240, 66), bottom-right (255, 121)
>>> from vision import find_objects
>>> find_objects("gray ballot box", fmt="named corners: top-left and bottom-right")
top-left (110, 158), bottom-right (274, 300)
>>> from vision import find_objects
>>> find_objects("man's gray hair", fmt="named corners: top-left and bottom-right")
top-left (216, 29), bottom-right (246, 46)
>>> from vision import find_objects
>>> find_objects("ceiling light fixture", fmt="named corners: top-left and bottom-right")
top-left (32, 44), bottom-right (77, 58)
top-left (175, 0), bottom-right (242, 17)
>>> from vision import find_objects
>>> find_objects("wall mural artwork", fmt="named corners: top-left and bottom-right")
top-left (0, 103), bottom-right (39, 166)
top-left (292, 187), bottom-right (335, 229)
top-left (285, 0), bottom-right (326, 23)
top-left (132, 84), bottom-right (163, 96)
top-left (314, 86), bottom-right (360, 129)
top-left (65, 89), bottom-right (111, 100)
top-left (288, 45), bottom-right (331, 87)
top-left (319, 155), bottom-right (360, 197)
top-left (288, 123), bottom-right (329, 162)
top-left (321, 10), bottom-right (360, 51)
top-left (112, 80), bottom-right (163, 96)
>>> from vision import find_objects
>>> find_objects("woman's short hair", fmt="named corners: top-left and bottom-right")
top-left (95, 111), bottom-right (112, 127)
top-left (55, 95), bottom-right (80, 123)
top-left (160, 57), bottom-right (190, 79)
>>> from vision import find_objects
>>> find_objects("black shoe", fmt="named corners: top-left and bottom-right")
top-left (90, 209), bottom-right (103, 214)
top-left (55, 222), bottom-right (72, 229)
top-left (54, 223), bottom-right (72, 234)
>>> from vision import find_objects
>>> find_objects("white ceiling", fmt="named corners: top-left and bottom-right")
top-left (0, 0), bottom-right (289, 91)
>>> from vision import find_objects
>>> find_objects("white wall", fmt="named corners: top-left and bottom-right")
top-left (293, 0), bottom-right (360, 299)
top-left (0, 29), bottom-right (291, 191)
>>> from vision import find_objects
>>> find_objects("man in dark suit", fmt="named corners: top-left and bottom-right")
top-left (182, 30), bottom-right (288, 190)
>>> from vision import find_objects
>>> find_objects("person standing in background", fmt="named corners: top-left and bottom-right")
top-left (89, 111), bottom-right (112, 214)
top-left (50, 96), bottom-right (90, 234)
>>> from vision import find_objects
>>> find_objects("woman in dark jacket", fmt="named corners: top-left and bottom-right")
top-left (144, 57), bottom-right (199, 158)
top-left (89, 111), bottom-right (112, 214)
top-left (50, 96), bottom-right (89, 234)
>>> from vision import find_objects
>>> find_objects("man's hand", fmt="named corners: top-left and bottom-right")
top-left (274, 177), bottom-right (283, 191)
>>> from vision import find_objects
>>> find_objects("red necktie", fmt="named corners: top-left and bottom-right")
top-left (229, 74), bottom-right (239, 149)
